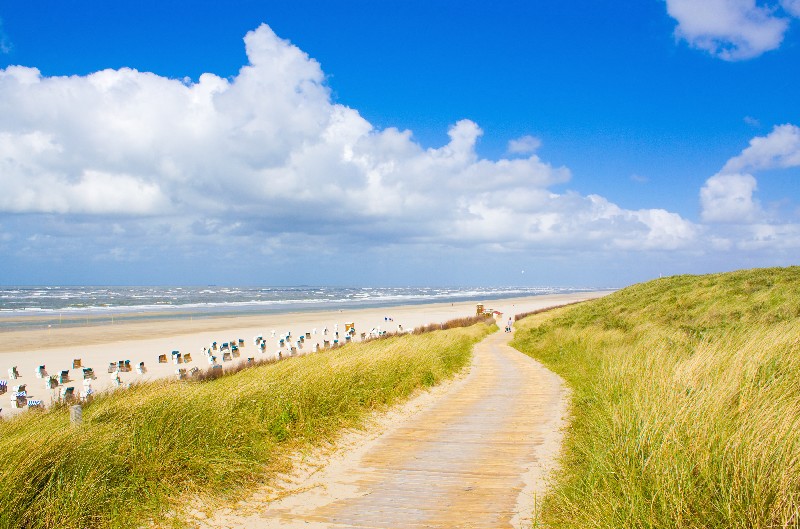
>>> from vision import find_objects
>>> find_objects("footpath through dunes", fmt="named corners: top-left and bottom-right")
top-left (200, 328), bottom-right (568, 529)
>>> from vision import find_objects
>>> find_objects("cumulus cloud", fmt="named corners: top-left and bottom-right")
top-left (0, 23), bottom-right (701, 273)
top-left (666, 0), bottom-right (798, 60)
top-left (700, 173), bottom-right (760, 222)
top-left (507, 135), bottom-right (542, 155)
top-left (722, 123), bottom-right (800, 172)
top-left (700, 124), bottom-right (799, 229)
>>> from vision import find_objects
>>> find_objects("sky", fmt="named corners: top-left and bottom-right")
top-left (0, 0), bottom-right (799, 287)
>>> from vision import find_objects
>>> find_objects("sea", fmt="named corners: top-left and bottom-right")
top-left (0, 285), bottom-right (598, 330)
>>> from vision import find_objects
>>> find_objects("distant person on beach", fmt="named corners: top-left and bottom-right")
top-left (506, 317), bottom-right (513, 333)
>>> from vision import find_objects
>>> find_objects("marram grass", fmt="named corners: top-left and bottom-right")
top-left (0, 321), bottom-right (494, 529)
top-left (511, 266), bottom-right (800, 529)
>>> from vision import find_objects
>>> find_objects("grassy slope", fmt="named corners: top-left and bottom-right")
top-left (0, 322), bottom-right (494, 529)
top-left (511, 267), bottom-right (800, 528)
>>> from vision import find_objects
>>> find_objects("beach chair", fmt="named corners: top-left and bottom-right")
top-left (260, 342), bottom-right (266, 351)
top-left (123, 360), bottom-right (132, 372)
top-left (361, 332), bottom-right (367, 341)
top-left (46, 376), bottom-right (58, 389)
top-left (299, 335), bottom-right (305, 343)
top-left (59, 370), bottom-right (70, 384)
top-left (0, 380), bottom-right (6, 395)
top-left (314, 343), bottom-right (320, 352)
top-left (238, 339), bottom-right (245, 347)
top-left (82, 379), bottom-right (92, 388)
top-left (80, 388), bottom-right (94, 402)
top-left (221, 342), bottom-right (229, 351)
top-left (305, 332), bottom-right (311, 339)
top-left (110, 373), bottom-right (121, 387)
top-left (107, 362), bottom-right (117, 373)
top-left (60, 386), bottom-right (75, 402)
top-left (345, 335), bottom-right (351, 342)
top-left (290, 346), bottom-right (297, 356)
top-left (172, 351), bottom-right (182, 365)
top-left (324, 340), bottom-right (330, 348)
top-left (211, 364), bottom-right (222, 372)
top-left (158, 354), bottom-right (167, 363)
top-left (27, 399), bottom-right (43, 408)
top-left (136, 362), bottom-right (146, 374)
top-left (189, 367), bottom-right (199, 377)
top-left (207, 355), bottom-right (217, 365)
top-left (231, 348), bottom-right (240, 359)
top-left (82, 367), bottom-right (95, 379)
top-left (222, 352), bottom-right (232, 362)
top-left (11, 394), bottom-right (26, 408)
top-left (296, 340), bottom-right (303, 349)
top-left (211, 341), bottom-right (217, 350)
top-left (175, 368), bottom-right (186, 380)
top-left (117, 360), bottom-right (126, 372)
top-left (35, 365), bottom-right (47, 378)
top-left (8, 366), bottom-right (19, 380)
top-left (183, 353), bottom-right (192, 363)
top-left (247, 357), bottom-right (254, 364)
top-left (73, 358), bottom-right (82, 369)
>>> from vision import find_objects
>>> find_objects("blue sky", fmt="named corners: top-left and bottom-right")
top-left (1, 0), bottom-right (799, 287)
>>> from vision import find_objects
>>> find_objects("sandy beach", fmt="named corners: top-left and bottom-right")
top-left (0, 292), bottom-right (610, 418)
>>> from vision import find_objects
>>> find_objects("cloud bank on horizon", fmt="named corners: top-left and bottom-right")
top-left (0, 1), bottom-right (799, 285)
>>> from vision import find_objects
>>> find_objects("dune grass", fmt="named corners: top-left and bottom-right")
top-left (511, 266), bottom-right (800, 528)
top-left (0, 320), bottom-right (494, 529)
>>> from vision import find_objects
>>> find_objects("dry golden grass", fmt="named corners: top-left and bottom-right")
top-left (0, 322), bottom-right (494, 529)
top-left (512, 267), bottom-right (800, 528)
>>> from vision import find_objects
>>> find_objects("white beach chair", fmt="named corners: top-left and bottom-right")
top-left (175, 368), bottom-right (186, 380)
top-left (136, 362), bottom-right (146, 374)
top-left (110, 373), bottom-right (121, 387)
top-left (8, 366), bottom-right (19, 380)
top-left (60, 386), bottom-right (75, 402)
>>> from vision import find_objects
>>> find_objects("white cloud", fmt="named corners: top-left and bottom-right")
top-left (782, 0), bottom-right (800, 16)
top-left (507, 135), bottom-right (542, 155)
top-left (0, 18), bottom-right (11, 54)
top-left (0, 23), bottom-right (701, 274)
top-left (722, 123), bottom-right (800, 172)
top-left (743, 115), bottom-right (761, 127)
top-left (700, 173), bottom-right (760, 223)
top-left (666, 0), bottom-right (795, 60)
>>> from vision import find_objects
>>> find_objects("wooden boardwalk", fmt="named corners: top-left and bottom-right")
top-left (204, 328), bottom-right (568, 529)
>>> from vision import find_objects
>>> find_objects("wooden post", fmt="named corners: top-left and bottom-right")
top-left (70, 404), bottom-right (83, 427)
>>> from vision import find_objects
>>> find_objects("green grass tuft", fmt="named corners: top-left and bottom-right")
top-left (512, 266), bottom-right (800, 528)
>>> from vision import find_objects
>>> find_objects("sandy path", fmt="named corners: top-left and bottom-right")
top-left (198, 325), bottom-right (568, 528)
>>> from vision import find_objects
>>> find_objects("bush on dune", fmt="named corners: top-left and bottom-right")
top-left (512, 266), bottom-right (800, 529)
